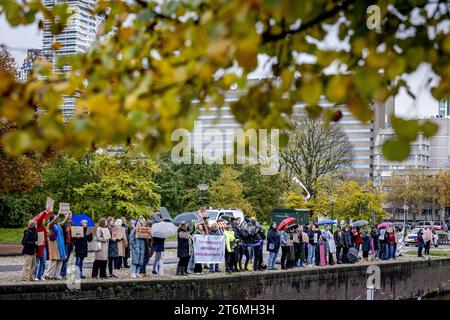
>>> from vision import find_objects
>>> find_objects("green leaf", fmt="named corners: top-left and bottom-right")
top-left (390, 115), bottom-right (420, 141)
top-left (420, 120), bottom-right (439, 138)
top-left (382, 139), bottom-right (410, 161)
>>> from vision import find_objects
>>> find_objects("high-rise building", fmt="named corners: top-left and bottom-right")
top-left (18, 49), bottom-right (42, 83)
top-left (438, 99), bottom-right (450, 118)
top-left (42, 0), bottom-right (103, 117)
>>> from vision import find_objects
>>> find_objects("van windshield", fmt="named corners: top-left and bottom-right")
top-left (206, 211), bottom-right (218, 220)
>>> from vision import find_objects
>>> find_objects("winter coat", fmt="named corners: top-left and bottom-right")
top-left (152, 237), bottom-right (165, 252)
top-left (371, 229), bottom-right (379, 250)
top-left (321, 229), bottom-right (333, 254)
top-left (108, 238), bottom-right (119, 258)
top-left (280, 230), bottom-right (289, 246)
top-left (48, 223), bottom-right (66, 261)
top-left (343, 230), bottom-right (353, 248)
top-left (334, 230), bottom-right (344, 247)
top-left (386, 232), bottom-right (396, 245)
top-left (22, 228), bottom-right (38, 255)
top-left (362, 231), bottom-right (371, 252)
top-left (129, 229), bottom-right (146, 266)
top-left (73, 227), bottom-right (93, 258)
top-left (177, 228), bottom-right (191, 258)
top-left (94, 227), bottom-right (110, 261)
top-left (33, 211), bottom-right (51, 259)
top-left (308, 229), bottom-right (321, 244)
top-left (266, 227), bottom-right (280, 253)
top-left (117, 232), bottom-right (128, 257)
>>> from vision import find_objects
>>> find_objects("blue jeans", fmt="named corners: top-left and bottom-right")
top-left (60, 244), bottom-right (73, 277)
top-left (140, 247), bottom-right (150, 274)
top-left (188, 254), bottom-right (194, 270)
top-left (75, 256), bottom-right (85, 277)
top-left (307, 244), bottom-right (316, 265)
top-left (383, 243), bottom-right (389, 260)
top-left (268, 251), bottom-right (277, 269)
top-left (389, 244), bottom-right (396, 259)
top-left (209, 263), bottom-right (220, 272)
top-left (34, 247), bottom-right (46, 280)
top-left (132, 264), bottom-right (141, 274)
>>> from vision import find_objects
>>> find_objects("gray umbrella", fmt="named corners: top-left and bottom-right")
top-left (352, 220), bottom-right (369, 227)
top-left (173, 212), bottom-right (202, 226)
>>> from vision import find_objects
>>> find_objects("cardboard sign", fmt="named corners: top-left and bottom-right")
top-left (59, 203), bottom-right (70, 214)
top-left (112, 226), bottom-right (124, 240)
top-left (87, 227), bottom-right (96, 236)
top-left (71, 226), bottom-right (84, 238)
top-left (193, 234), bottom-right (225, 264)
top-left (46, 197), bottom-right (54, 212)
top-left (37, 231), bottom-right (45, 246)
top-left (136, 226), bottom-right (151, 239)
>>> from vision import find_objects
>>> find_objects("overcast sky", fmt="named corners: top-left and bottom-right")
top-left (0, 17), bottom-right (439, 119)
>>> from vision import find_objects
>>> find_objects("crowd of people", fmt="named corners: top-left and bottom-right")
top-left (20, 208), bottom-right (434, 282)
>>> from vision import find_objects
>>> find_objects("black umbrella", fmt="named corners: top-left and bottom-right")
top-left (173, 212), bottom-right (202, 227)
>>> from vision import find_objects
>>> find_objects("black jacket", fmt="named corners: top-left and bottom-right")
top-left (362, 231), bottom-right (372, 252)
top-left (334, 230), bottom-right (345, 247)
top-left (343, 230), bottom-right (353, 248)
top-left (308, 229), bottom-right (321, 244)
top-left (73, 227), bottom-right (93, 258)
top-left (266, 227), bottom-right (280, 252)
top-left (21, 229), bottom-right (38, 255)
top-left (177, 229), bottom-right (190, 258)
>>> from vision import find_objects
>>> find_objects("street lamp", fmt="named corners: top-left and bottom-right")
top-left (329, 196), bottom-right (336, 231)
top-left (402, 205), bottom-right (409, 236)
top-left (197, 183), bottom-right (209, 207)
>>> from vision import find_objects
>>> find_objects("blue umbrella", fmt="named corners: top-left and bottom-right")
top-left (318, 219), bottom-right (336, 226)
top-left (71, 214), bottom-right (95, 227)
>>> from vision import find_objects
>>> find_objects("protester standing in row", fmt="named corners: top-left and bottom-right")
top-left (60, 219), bottom-right (73, 279)
top-left (176, 222), bottom-right (192, 276)
top-left (92, 218), bottom-right (110, 279)
top-left (224, 222), bottom-right (236, 273)
top-left (208, 223), bottom-right (221, 272)
top-left (45, 212), bottom-right (70, 280)
top-left (361, 227), bottom-right (372, 261)
top-left (267, 222), bottom-right (280, 270)
top-left (33, 211), bottom-right (50, 281)
top-left (334, 226), bottom-right (344, 264)
top-left (72, 219), bottom-right (93, 278)
top-left (129, 220), bottom-right (146, 278)
top-left (21, 220), bottom-right (38, 281)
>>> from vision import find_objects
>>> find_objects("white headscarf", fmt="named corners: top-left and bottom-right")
top-left (114, 219), bottom-right (123, 227)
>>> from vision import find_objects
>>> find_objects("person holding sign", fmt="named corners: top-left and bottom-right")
top-left (60, 219), bottom-right (73, 279)
top-left (92, 218), bottom-right (111, 279)
top-left (33, 209), bottom-right (52, 281)
top-left (73, 220), bottom-right (93, 278)
top-left (44, 211), bottom-right (71, 280)
top-left (21, 220), bottom-right (38, 281)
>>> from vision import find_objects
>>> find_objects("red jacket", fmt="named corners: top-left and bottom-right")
top-left (33, 211), bottom-right (51, 259)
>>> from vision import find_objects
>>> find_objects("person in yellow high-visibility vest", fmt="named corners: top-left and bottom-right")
top-left (224, 222), bottom-right (236, 273)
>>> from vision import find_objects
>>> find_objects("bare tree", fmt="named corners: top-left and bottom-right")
top-left (0, 47), bottom-right (17, 77)
top-left (280, 113), bottom-right (353, 195)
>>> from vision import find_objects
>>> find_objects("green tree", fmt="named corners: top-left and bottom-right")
top-left (310, 176), bottom-right (386, 223)
top-left (209, 167), bottom-right (253, 216)
top-left (75, 153), bottom-right (161, 220)
top-left (0, 0), bottom-right (447, 160)
top-left (383, 170), bottom-right (432, 223)
top-left (238, 165), bottom-right (286, 223)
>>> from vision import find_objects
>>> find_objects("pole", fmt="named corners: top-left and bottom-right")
top-left (331, 202), bottom-right (334, 232)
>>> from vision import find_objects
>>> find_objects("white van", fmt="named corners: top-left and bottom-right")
top-left (205, 209), bottom-right (245, 226)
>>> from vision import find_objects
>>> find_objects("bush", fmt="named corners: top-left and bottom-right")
top-left (0, 194), bottom-right (31, 228)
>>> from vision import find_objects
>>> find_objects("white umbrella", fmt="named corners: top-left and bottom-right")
top-left (152, 221), bottom-right (177, 238)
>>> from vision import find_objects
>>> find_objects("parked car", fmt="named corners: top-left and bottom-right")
top-left (432, 221), bottom-right (443, 230)
top-left (206, 209), bottom-right (245, 226)
top-left (405, 228), bottom-right (420, 246)
top-left (415, 221), bottom-right (432, 229)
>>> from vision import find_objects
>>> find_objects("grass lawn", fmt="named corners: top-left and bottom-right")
top-left (0, 228), bottom-right (24, 244)
top-left (404, 250), bottom-right (450, 257)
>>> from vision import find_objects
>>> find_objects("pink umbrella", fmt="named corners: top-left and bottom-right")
top-left (377, 222), bottom-right (394, 229)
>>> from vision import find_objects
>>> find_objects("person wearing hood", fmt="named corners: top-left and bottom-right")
top-left (361, 226), bottom-right (372, 261)
top-left (266, 222), bottom-right (280, 270)
top-left (224, 222), bottom-right (237, 273)
top-left (208, 223), bottom-right (221, 272)
top-left (44, 211), bottom-right (71, 280)
top-left (176, 222), bottom-right (192, 275)
top-left (129, 220), bottom-right (146, 278)
top-left (21, 220), bottom-right (38, 281)
top-left (72, 220), bottom-right (93, 278)
top-left (139, 220), bottom-right (152, 276)
top-left (33, 210), bottom-right (51, 281)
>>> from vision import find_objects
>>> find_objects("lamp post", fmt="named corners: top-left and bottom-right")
top-left (197, 183), bottom-right (209, 207)
top-left (402, 205), bottom-right (409, 235)
top-left (329, 196), bottom-right (336, 231)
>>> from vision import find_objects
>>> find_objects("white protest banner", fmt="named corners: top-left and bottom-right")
top-left (46, 197), bottom-right (54, 212)
top-left (59, 203), bottom-right (70, 214)
top-left (193, 234), bottom-right (225, 264)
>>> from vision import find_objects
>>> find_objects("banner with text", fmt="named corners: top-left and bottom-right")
top-left (193, 234), bottom-right (225, 264)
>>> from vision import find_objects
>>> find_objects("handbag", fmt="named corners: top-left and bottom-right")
top-left (88, 228), bottom-right (102, 252)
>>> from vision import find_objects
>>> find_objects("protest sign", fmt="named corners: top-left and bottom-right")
top-left (112, 226), bottom-right (124, 240)
top-left (59, 203), bottom-right (70, 214)
top-left (71, 226), bottom-right (84, 238)
top-left (136, 226), bottom-right (151, 239)
top-left (46, 197), bottom-right (54, 212)
top-left (37, 232), bottom-right (45, 246)
top-left (193, 234), bottom-right (225, 264)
